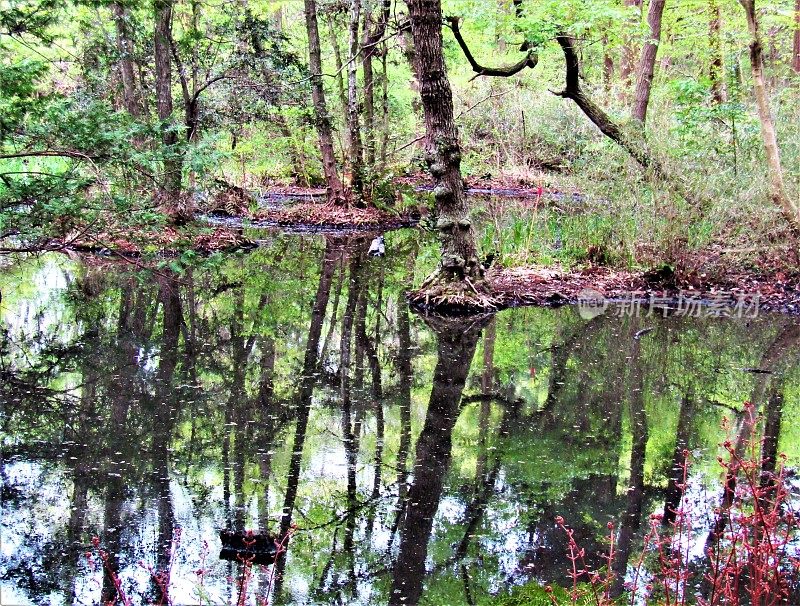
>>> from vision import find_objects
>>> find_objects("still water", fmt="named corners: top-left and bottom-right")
top-left (2, 230), bottom-right (799, 605)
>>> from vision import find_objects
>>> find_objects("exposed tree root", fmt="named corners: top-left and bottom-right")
top-left (408, 272), bottom-right (500, 314)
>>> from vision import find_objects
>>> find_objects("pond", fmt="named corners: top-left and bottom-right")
top-left (2, 229), bottom-right (799, 605)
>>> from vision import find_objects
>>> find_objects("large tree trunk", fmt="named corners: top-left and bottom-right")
top-left (632, 0), bottom-right (667, 124)
top-left (709, 0), bottom-right (727, 103)
top-left (346, 0), bottom-right (365, 199)
top-left (406, 0), bottom-right (487, 305)
top-left (154, 0), bottom-right (183, 201)
top-left (388, 315), bottom-right (490, 606)
top-left (739, 0), bottom-right (800, 231)
top-left (112, 2), bottom-right (141, 117)
top-left (304, 0), bottom-right (347, 204)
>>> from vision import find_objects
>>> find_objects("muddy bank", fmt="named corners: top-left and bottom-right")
top-left (248, 203), bottom-right (416, 231)
top-left (52, 224), bottom-right (256, 257)
top-left (484, 265), bottom-right (800, 316)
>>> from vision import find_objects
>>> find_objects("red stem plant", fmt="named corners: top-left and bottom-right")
top-left (550, 402), bottom-right (800, 606)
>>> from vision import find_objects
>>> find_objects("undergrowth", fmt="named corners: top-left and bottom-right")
top-left (542, 401), bottom-right (800, 606)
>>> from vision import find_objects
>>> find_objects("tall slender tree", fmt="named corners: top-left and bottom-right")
top-left (739, 0), bottom-right (799, 231)
top-left (112, 2), bottom-right (142, 117)
top-left (709, 0), bottom-right (727, 103)
top-left (793, 0), bottom-right (800, 74)
top-left (154, 0), bottom-right (183, 204)
top-left (304, 0), bottom-right (347, 204)
top-left (632, 0), bottom-right (667, 124)
top-left (346, 0), bottom-right (364, 198)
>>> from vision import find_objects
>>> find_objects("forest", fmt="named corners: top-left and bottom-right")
top-left (2, 0), bottom-right (800, 605)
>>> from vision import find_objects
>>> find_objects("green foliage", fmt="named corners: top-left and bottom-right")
top-left (488, 582), bottom-right (585, 606)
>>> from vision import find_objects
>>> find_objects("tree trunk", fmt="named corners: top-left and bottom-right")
top-left (326, 17), bottom-right (349, 126)
top-left (362, 0), bottom-right (390, 169)
top-left (406, 0), bottom-right (487, 302)
top-left (709, 0), bottom-right (727, 103)
top-left (610, 328), bottom-right (649, 598)
top-left (304, 0), bottom-right (347, 204)
top-left (378, 42), bottom-right (391, 167)
top-left (632, 0), bottom-right (667, 124)
top-left (112, 2), bottom-right (141, 117)
top-left (739, 0), bottom-right (800, 231)
top-left (154, 0), bottom-right (183, 200)
top-left (346, 0), bottom-right (364, 199)
top-left (794, 0), bottom-right (800, 74)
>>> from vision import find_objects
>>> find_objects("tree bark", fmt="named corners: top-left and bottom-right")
top-left (304, 0), bottom-right (347, 204)
top-left (154, 0), bottom-right (183, 200)
top-left (362, 0), bottom-right (391, 168)
top-left (632, 0), bottom-right (667, 124)
top-left (739, 0), bottom-right (800, 231)
top-left (405, 0), bottom-right (486, 297)
top-left (447, 16), bottom-right (538, 78)
top-left (709, 0), bottom-right (727, 103)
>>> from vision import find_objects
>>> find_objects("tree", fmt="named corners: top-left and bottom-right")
top-left (739, 0), bottom-right (799, 231)
top-left (346, 0), bottom-right (364, 199)
top-left (793, 0), bottom-right (800, 74)
top-left (112, 2), bottom-right (143, 117)
top-left (709, 0), bottom-right (727, 103)
top-left (154, 0), bottom-right (184, 206)
top-left (303, 0), bottom-right (347, 204)
top-left (405, 0), bottom-right (491, 308)
top-left (632, 0), bottom-right (667, 123)
top-left (553, 34), bottom-right (706, 209)
top-left (361, 0), bottom-right (391, 167)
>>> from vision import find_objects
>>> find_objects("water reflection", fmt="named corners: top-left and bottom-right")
top-left (1, 233), bottom-right (799, 605)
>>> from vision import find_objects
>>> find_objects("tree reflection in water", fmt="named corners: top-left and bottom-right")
top-left (1, 233), bottom-right (799, 605)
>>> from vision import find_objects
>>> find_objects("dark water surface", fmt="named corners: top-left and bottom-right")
top-left (2, 230), bottom-right (799, 605)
